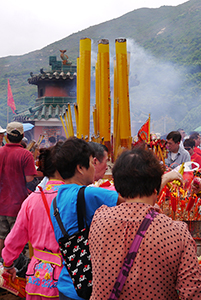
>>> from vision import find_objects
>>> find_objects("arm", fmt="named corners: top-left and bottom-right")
top-left (26, 175), bottom-right (35, 182)
top-left (2, 198), bottom-right (30, 268)
top-left (3, 264), bottom-right (16, 281)
top-left (160, 170), bottom-right (183, 192)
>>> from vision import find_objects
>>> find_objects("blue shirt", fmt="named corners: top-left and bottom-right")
top-left (50, 184), bottom-right (118, 300)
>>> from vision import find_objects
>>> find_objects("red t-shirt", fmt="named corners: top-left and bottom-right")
top-left (191, 152), bottom-right (201, 169)
top-left (194, 147), bottom-right (201, 156)
top-left (0, 143), bottom-right (37, 217)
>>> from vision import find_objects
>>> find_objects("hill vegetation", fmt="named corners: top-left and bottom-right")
top-left (0, 0), bottom-right (201, 135)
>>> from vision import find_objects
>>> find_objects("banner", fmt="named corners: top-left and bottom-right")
top-left (138, 115), bottom-right (150, 143)
top-left (7, 79), bottom-right (16, 114)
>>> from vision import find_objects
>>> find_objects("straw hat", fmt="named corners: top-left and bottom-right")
top-left (0, 126), bottom-right (6, 134)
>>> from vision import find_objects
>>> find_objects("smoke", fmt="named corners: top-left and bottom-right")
top-left (126, 39), bottom-right (188, 135)
top-left (90, 38), bottom-right (200, 136)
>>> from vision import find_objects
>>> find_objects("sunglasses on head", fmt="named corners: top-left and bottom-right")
top-left (184, 147), bottom-right (191, 151)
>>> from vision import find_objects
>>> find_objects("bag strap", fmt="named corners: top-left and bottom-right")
top-left (38, 186), bottom-right (54, 230)
top-left (53, 196), bottom-right (67, 236)
top-left (108, 208), bottom-right (158, 300)
top-left (77, 186), bottom-right (87, 231)
top-left (53, 186), bottom-right (87, 236)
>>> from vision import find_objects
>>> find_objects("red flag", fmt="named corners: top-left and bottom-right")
top-left (7, 79), bottom-right (16, 114)
top-left (138, 115), bottom-right (150, 143)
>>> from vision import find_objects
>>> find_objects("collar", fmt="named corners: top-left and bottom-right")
top-left (5, 143), bottom-right (23, 148)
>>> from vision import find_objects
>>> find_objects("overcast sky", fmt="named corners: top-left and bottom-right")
top-left (0, 0), bottom-right (188, 58)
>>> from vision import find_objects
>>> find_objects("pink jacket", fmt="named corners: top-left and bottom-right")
top-left (2, 180), bottom-right (64, 298)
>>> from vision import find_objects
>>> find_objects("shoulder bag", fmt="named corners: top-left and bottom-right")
top-left (53, 186), bottom-right (92, 300)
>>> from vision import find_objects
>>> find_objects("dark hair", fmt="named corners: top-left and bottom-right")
top-left (112, 146), bottom-right (164, 198)
top-left (88, 141), bottom-right (107, 162)
top-left (166, 131), bottom-right (181, 143)
top-left (55, 137), bottom-right (94, 179)
top-left (7, 131), bottom-right (23, 143)
top-left (189, 132), bottom-right (200, 140)
top-left (184, 138), bottom-right (195, 148)
top-left (38, 141), bottom-right (63, 178)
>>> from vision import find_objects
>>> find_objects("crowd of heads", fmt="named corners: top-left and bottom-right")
top-left (2, 121), bottom-right (201, 198)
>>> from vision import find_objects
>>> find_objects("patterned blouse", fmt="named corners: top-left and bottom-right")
top-left (89, 202), bottom-right (201, 299)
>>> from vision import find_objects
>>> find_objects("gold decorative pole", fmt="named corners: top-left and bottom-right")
top-left (95, 60), bottom-right (100, 136)
top-left (68, 103), bottom-right (74, 136)
top-left (97, 39), bottom-right (111, 154)
top-left (74, 103), bottom-right (78, 135)
top-left (59, 114), bottom-right (68, 138)
top-left (115, 38), bottom-right (131, 149)
top-left (64, 110), bottom-right (70, 137)
top-left (113, 58), bottom-right (120, 161)
top-left (77, 38), bottom-right (91, 141)
top-left (76, 57), bottom-right (80, 137)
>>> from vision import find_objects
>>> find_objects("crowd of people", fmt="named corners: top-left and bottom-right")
top-left (0, 121), bottom-right (201, 299)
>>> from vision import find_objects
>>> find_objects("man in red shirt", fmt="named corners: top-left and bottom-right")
top-left (0, 122), bottom-right (37, 257)
top-left (183, 138), bottom-right (201, 169)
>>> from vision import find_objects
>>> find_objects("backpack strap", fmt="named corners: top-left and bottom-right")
top-left (77, 186), bottom-right (87, 231)
top-left (53, 186), bottom-right (87, 236)
top-left (108, 208), bottom-right (159, 300)
top-left (53, 197), bottom-right (68, 237)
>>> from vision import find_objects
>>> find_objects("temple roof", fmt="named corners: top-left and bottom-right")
top-left (13, 54), bottom-right (77, 123)
top-left (28, 69), bottom-right (77, 85)
top-left (28, 56), bottom-right (77, 85)
top-left (13, 97), bottom-right (75, 122)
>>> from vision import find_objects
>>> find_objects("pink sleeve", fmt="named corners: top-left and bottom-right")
top-left (2, 198), bottom-right (30, 266)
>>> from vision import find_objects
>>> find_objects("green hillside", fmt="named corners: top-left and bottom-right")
top-left (0, 0), bottom-right (201, 134)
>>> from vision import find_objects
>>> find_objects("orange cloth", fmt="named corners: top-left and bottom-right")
top-left (89, 202), bottom-right (201, 300)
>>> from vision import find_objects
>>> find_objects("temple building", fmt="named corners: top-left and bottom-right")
top-left (13, 51), bottom-right (77, 145)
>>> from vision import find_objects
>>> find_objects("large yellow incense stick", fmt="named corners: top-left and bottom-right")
top-left (113, 58), bottom-right (120, 161)
top-left (68, 103), bottom-right (74, 136)
top-left (64, 110), bottom-right (70, 137)
top-left (59, 114), bottom-right (68, 138)
top-left (115, 38), bottom-right (131, 149)
top-left (74, 103), bottom-right (78, 135)
top-left (97, 39), bottom-right (111, 153)
top-left (77, 38), bottom-right (91, 141)
top-left (95, 60), bottom-right (100, 135)
top-left (76, 57), bottom-right (80, 137)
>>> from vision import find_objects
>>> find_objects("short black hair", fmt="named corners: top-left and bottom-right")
top-left (7, 131), bottom-right (23, 143)
top-left (112, 146), bottom-right (164, 198)
top-left (183, 138), bottom-right (195, 148)
top-left (166, 131), bottom-right (181, 143)
top-left (88, 142), bottom-right (108, 162)
top-left (55, 137), bottom-right (94, 179)
top-left (38, 142), bottom-right (63, 178)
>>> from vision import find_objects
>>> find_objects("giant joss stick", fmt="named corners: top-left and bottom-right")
top-left (97, 39), bottom-right (111, 153)
top-left (115, 38), bottom-right (131, 149)
top-left (77, 38), bottom-right (91, 141)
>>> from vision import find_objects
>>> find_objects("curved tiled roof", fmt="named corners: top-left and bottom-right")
top-left (28, 69), bottom-right (77, 85)
top-left (13, 98), bottom-right (75, 122)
